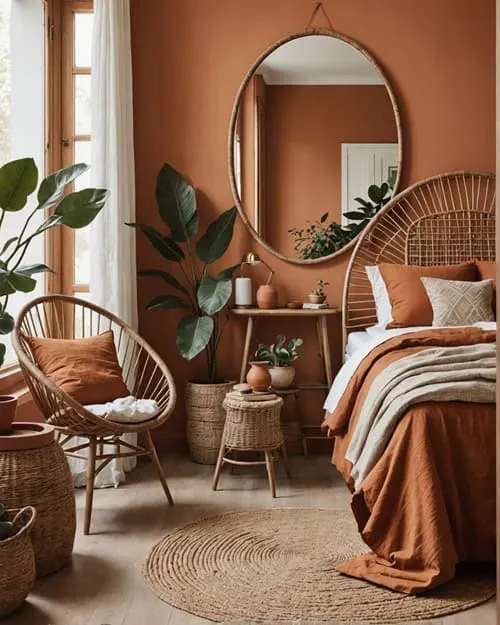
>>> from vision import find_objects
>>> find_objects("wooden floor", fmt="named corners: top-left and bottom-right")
top-left (5, 454), bottom-right (495, 625)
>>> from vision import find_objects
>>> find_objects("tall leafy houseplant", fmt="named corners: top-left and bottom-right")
top-left (0, 158), bottom-right (108, 366)
top-left (128, 164), bottom-right (237, 383)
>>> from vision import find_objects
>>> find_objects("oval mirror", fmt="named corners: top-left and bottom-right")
top-left (229, 31), bottom-right (402, 264)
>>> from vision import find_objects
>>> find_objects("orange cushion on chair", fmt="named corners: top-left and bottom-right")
top-left (25, 330), bottom-right (129, 405)
top-left (379, 261), bottom-right (477, 328)
top-left (475, 260), bottom-right (496, 314)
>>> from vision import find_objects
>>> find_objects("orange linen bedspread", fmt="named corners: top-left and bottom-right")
top-left (323, 328), bottom-right (496, 594)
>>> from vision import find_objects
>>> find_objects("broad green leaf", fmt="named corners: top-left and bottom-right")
top-left (0, 237), bottom-right (18, 257)
top-left (156, 164), bottom-right (198, 242)
top-left (215, 264), bottom-right (240, 281)
top-left (196, 207), bottom-right (237, 264)
top-left (34, 214), bottom-right (63, 236)
top-left (353, 197), bottom-right (372, 209)
top-left (37, 163), bottom-right (89, 210)
top-left (127, 223), bottom-right (185, 262)
top-left (197, 275), bottom-right (232, 315)
top-left (320, 212), bottom-right (329, 223)
top-left (343, 211), bottom-right (369, 221)
top-left (368, 183), bottom-right (389, 205)
top-left (0, 272), bottom-right (15, 296)
top-left (146, 294), bottom-right (189, 311)
top-left (138, 269), bottom-right (188, 294)
top-left (0, 343), bottom-right (5, 367)
top-left (0, 312), bottom-right (14, 335)
top-left (0, 158), bottom-right (38, 212)
top-left (176, 315), bottom-right (214, 360)
top-left (7, 271), bottom-right (36, 293)
top-left (55, 188), bottom-right (109, 229)
top-left (16, 263), bottom-right (54, 276)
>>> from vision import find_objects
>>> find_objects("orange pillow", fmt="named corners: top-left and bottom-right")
top-left (475, 260), bottom-right (496, 314)
top-left (25, 330), bottom-right (129, 405)
top-left (379, 261), bottom-right (477, 328)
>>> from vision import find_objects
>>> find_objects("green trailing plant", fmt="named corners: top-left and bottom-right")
top-left (0, 158), bottom-right (109, 366)
top-left (128, 163), bottom-right (238, 383)
top-left (311, 279), bottom-right (328, 297)
top-left (288, 182), bottom-right (392, 260)
top-left (254, 335), bottom-right (303, 368)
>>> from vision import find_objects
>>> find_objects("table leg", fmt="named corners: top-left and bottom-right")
top-left (320, 316), bottom-right (333, 387)
top-left (264, 450), bottom-right (276, 498)
top-left (240, 316), bottom-right (254, 383)
top-left (316, 317), bottom-right (326, 383)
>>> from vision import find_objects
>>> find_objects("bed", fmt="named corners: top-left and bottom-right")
top-left (323, 171), bottom-right (496, 595)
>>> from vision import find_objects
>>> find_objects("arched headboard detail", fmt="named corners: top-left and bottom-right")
top-left (343, 171), bottom-right (496, 348)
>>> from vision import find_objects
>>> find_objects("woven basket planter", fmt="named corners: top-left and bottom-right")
top-left (186, 381), bottom-right (234, 464)
top-left (0, 507), bottom-right (36, 616)
top-left (0, 441), bottom-right (76, 577)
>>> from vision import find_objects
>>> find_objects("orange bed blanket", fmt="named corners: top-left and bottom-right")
top-left (323, 328), bottom-right (496, 594)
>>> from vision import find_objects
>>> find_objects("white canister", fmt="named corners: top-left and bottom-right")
top-left (235, 277), bottom-right (253, 307)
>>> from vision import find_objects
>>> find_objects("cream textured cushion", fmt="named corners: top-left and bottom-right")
top-left (421, 278), bottom-right (494, 326)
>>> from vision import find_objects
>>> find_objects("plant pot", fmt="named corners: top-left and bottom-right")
top-left (269, 366), bottom-right (296, 389)
top-left (185, 380), bottom-right (234, 465)
top-left (246, 361), bottom-right (272, 392)
top-left (0, 396), bottom-right (17, 435)
top-left (308, 294), bottom-right (326, 304)
top-left (256, 284), bottom-right (278, 309)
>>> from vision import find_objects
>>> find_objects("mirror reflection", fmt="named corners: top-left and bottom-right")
top-left (231, 34), bottom-right (401, 262)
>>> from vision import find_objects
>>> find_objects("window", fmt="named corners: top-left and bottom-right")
top-left (0, 0), bottom-right (46, 365)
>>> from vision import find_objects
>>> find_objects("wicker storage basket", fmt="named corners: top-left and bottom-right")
top-left (0, 441), bottom-right (76, 577)
top-left (186, 381), bottom-right (234, 464)
top-left (222, 396), bottom-right (284, 450)
top-left (0, 507), bottom-right (36, 616)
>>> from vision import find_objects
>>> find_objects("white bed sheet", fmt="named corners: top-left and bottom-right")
top-left (327, 321), bottom-right (496, 414)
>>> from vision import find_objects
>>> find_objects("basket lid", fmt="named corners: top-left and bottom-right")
top-left (0, 422), bottom-right (54, 451)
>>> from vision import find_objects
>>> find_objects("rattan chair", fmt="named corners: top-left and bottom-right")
top-left (13, 295), bottom-right (177, 535)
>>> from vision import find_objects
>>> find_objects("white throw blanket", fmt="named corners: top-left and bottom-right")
top-left (85, 395), bottom-right (160, 423)
top-left (346, 343), bottom-right (496, 489)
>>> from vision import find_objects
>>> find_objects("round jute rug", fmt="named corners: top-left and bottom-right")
top-left (143, 509), bottom-right (495, 624)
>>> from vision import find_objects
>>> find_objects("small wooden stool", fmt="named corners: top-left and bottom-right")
top-left (212, 395), bottom-right (290, 497)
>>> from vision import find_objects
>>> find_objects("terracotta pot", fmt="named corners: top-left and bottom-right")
top-left (308, 294), bottom-right (326, 304)
top-left (0, 397), bottom-right (17, 435)
top-left (256, 284), bottom-right (278, 309)
top-left (269, 366), bottom-right (296, 389)
top-left (246, 361), bottom-right (271, 392)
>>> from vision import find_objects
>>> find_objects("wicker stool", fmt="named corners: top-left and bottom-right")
top-left (212, 395), bottom-right (290, 497)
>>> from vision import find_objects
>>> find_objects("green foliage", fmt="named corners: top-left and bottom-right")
top-left (288, 182), bottom-right (392, 260)
top-left (0, 504), bottom-right (14, 541)
top-left (254, 335), bottom-right (303, 367)
top-left (129, 163), bottom-right (237, 383)
top-left (311, 279), bottom-right (329, 297)
top-left (0, 158), bottom-right (109, 367)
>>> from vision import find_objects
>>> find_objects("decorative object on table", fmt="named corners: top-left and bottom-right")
top-left (0, 422), bottom-right (75, 577)
top-left (234, 276), bottom-right (253, 308)
top-left (0, 157), bottom-right (108, 367)
top-left (241, 252), bottom-right (278, 309)
top-left (254, 335), bottom-right (303, 390)
top-left (0, 396), bottom-right (17, 434)
top-left (213, 394), bottom-right (289, 498)
top-left (144, 508), bottom-right (495, 624)
top-left (287, 299), bottom-right (302, 309)
top-left (128, 164), bottom-right (237, 465)
top-left (303, 302), bottom-right (329, 310)
top-left (246, 360), bottom-right (272, 392)
top-left (308, 279), bottom-right (329, 304)
top-left (0, 506), bottom-right (36, 617)
top-left (13, 296), bottom-right (176, 534)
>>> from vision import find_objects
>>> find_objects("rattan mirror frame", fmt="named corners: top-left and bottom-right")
top-left (228, 28), bottom-right (403, 265)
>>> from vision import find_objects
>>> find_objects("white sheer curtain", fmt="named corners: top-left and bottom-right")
top-left (67, 0), bottom-right (138, 488)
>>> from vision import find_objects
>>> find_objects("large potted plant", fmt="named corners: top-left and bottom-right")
top-left (0, 158), bottom-right (108, 432)
top-left (254, 335), bottom-right (303, 389)
top-left (128, 163), bottom-right (238, 464)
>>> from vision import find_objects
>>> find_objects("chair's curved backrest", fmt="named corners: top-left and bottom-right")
top-left (13, 295), bottom-right (176, 433)
top-left (343, 171), bottom-right (496, 349)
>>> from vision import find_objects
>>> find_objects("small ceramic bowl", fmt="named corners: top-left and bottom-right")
top-left (287, 300), bottom-right (302, 309)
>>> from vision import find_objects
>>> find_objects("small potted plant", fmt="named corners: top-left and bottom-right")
top-left (308, 279), bottom-right (329, 304)
top-left (254, 335), bottom-right (303, 389)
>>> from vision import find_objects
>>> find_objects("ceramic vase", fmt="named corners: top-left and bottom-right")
top-left (246, 361), bottom-right (271, 392)
top-left (256, 284), bottom-right (278, 309)
top-left (308, 294), bottom-right (326, 304)
top-left (269, 366), bottom-right (296, 389)
top-left (0, 396), bottom-right (17, 435)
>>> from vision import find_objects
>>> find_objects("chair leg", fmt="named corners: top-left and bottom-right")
top-left (84, 436), bottom-right (97, 535)
top-left (212, 440), bottom-right (226, 491)
top-left (145, 431), bottom-right (174, 506)
top-left (264, 450), bottom-right (276, 498)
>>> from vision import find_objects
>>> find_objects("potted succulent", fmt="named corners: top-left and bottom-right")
top-left (0, 158), bottom-right (108, 433)
top-left (254, 335), bottom-right (303, 389)
top-left (308, 279), bottom-right (329, 304)
top-left (128, 163), bottom-right (238, 464)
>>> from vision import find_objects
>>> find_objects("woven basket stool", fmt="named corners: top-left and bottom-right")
top-left (0, 507), bottom-right (36, 617)
top-left (212, 395), bottom-right (289, 497)
top-left (0, 427), bottom-right (76, 577)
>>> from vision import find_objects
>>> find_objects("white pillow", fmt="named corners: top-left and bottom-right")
top-left (365, 265), bottom-right (392, 328)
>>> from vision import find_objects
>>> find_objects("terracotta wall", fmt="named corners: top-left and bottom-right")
top-left (130, 0), bottom-right (495, 450)
top-left (265, 85), bottom-right (397, 256)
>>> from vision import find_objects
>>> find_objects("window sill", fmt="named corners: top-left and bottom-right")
top-left (0, 365), bottom-right (31, 406)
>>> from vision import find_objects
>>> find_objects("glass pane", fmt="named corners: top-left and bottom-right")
top-left (74, 13), bottom-right (93, 68)
top-left (0, 0), bottom-right (11, 165)
top-left (74, 229), bottom-right (90, 285)
top-left (74, 140), bottom-right (92, 190)
top-left (74, 74), bottom-right (91, 135)
top-left (73, 292), bottom-right (92, 338)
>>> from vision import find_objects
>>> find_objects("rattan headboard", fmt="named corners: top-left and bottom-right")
top-left (343, 171), bottom-right (496, 349)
